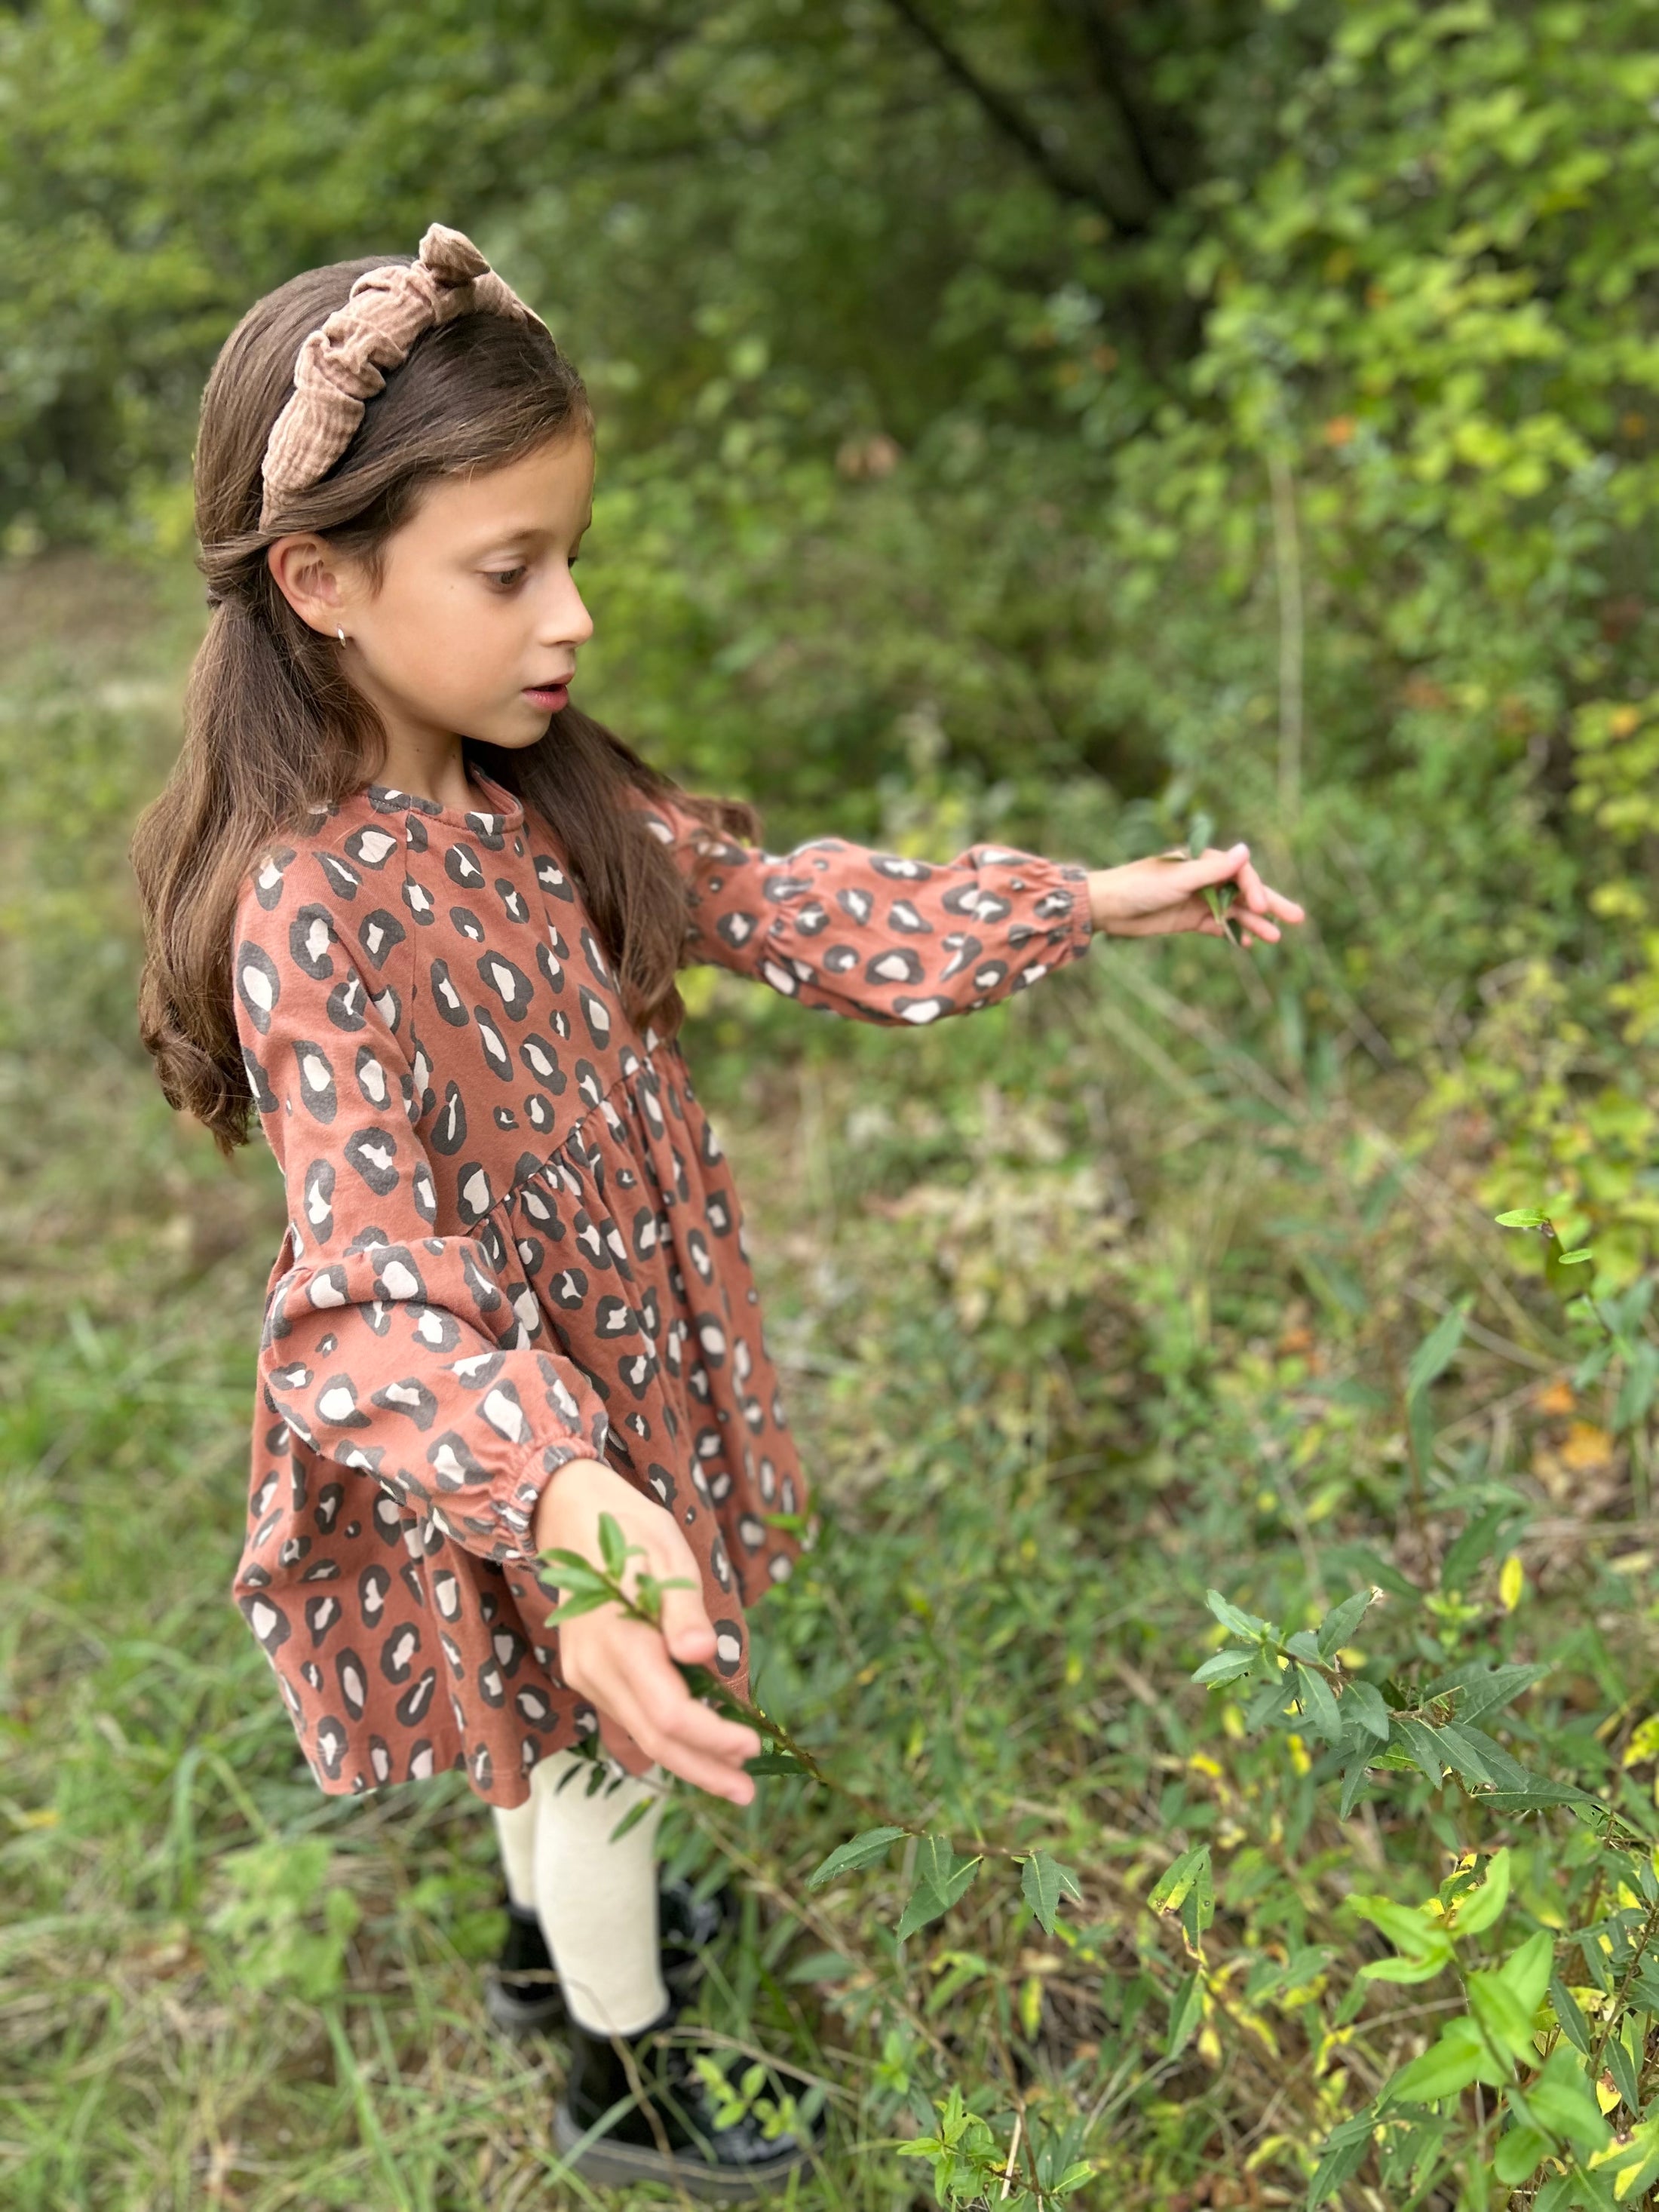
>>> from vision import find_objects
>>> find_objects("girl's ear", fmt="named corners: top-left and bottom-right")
top-left (267, 533), bottom-right (354, 636)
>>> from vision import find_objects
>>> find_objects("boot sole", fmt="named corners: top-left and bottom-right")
top-left (552, 2100), bottom-right (813, 2199)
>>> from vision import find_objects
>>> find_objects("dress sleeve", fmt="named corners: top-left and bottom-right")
top-left (232, 870), bottom-right (610, 1571)
top-left (637, 793), bottom-right (1095, 1024)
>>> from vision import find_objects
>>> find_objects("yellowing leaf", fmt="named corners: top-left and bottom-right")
top-left (1561, 1422), bottom-right (1615, 1474)
top-left (1499, 1553), bottom-right (1525, 1610)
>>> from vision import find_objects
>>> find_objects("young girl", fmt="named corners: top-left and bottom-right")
top-left (133, 224), bottom-right (1302, 2197)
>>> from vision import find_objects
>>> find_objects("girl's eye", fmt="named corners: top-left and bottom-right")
top-left (486, 567), bottom-right (526, 591)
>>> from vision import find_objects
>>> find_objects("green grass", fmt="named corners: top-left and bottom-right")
top-left (4, 555), bottom-right (1654, 2211)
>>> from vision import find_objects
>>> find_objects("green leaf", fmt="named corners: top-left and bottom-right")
top-left (596, 1511), bottom-right (628, 1579)
top-left (1386, 2015), bottom-right (1504, 2103)
top-left (1406, 1303), bottom-right (1469, 1400)
top-left (1492, 2123), bottom-right (1551, 2186)
top-left (535, 1546), bottom-right (612, 1590)
top-left (1047, 2160), bottom-right (1095, 2198)
top-left (1587, 2111), bottom-right (1659, 2200)
top-left (1020, 1849), bottom-right (1084, 1937)
top-left (1605, 2026), bottom-right (1641, 2115)
top-left (1342, 1680), bottom-right (1393, 1742)
top-left (1496, 1209), bottom-right (1552, 1229)
top-left (1469, 1965), bottom-right (1542, 2060)
top-left (1360, 1950), bottom-right (1455, 1986)
top-left (1424, 1661), bottom-right (1550, 1727)
top-left (895, 1836), bottom-right (980, 1940)
top-left (1191, 1649), bottom-right (1256, 1686)
top-left (1392, 1717), bottom-right (1449, 1782)
top-left (1339, 1754), bottom-right (1372, 1818)
top-left (1351, 1894), bottom-right (1449, 1962)
top-left (1303, 2115), bottom-right (1374, 2208)
top-left (784, 1950), bottom-right (851, 1983)
top-left (1180, 1853), bottom-right (1215, 1953)
top-left (1296, 1663), bottom-right (1345, 1747)
top-left (1549, 1975), bottom-right (1594, 2057)
top-left (1149, 1845), bottom-right (1211, 1918)
top-left (541, 1587), bottom-right (615, 1625)
top-left (607, 1793), bottom-right (655, 1845)
top-left (806, 1826), bottom-right (908, 1889)
top-left (1434, 1721), bottom-right (1500, 1787)
top-left (1499, 1928), bottom-right (1555, 2017)
top-left (1528, 2045), bottom-right (1611, 2152)
top-left (1323, 1545), bottom-right (1421, 1603)
top-left (1205, 1589), bottom-right (1274, 1640)
top-left (1317, 1588), bottom-right (1375, 1657)
top-left (1451, 1848), bottom-right (1510, 1935)
top-left (1167, 1968), bottom-right (1203, 2059)
top-left (744, 1750), bottom-right (807, 1776)
top-left (1204, 880), bottom-right (1240, 941)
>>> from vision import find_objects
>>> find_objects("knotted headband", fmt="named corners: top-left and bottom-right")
top-left (258, 222), bottom-right (547, 529)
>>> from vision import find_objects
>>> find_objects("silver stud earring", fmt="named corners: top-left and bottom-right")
top-left (336, 626), bottom-right (346, 643)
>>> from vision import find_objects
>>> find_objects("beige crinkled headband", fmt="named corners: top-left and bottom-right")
top-left (258, 222), bottom-right (547, 529)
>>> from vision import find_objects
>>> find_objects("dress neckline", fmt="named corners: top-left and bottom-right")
top-left (360, 769), bottom-right (526, 833)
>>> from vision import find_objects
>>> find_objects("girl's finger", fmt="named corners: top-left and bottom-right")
top-left (605, 1677), bottom-right (755, 1802)
top-left (1261, 884), bottom-right (1305, 923)
top-left (1234, 909), bottom-right (1282, 943)
top-left (1170, 842), bottom-right (1249, 896)
top-left (657, 1577), bottom-right (718, 1667)
top-left (639, 1706), bottom-right (761, 1802)
top-left (1235, 857), bottom-right (1271, 913)
top-left (603, 1621), bottom-right (760, 1765)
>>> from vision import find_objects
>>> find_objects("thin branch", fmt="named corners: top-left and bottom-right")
top-left (882, 0), bottom-right (1153, 237)
top-left (1053, 0), bottom-right (1184, 204)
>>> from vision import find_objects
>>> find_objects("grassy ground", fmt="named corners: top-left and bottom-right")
top-left (2, 556), bottom-right (1651, 2211)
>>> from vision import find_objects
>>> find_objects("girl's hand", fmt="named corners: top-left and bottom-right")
top-left (1087, 844), bottom-right (1305, 943)
top-left (532, 1459), bottom-right (761, 1805)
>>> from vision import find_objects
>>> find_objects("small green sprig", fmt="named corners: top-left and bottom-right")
top-left (535, 1514), bottom-right (1086, 1937)
top-left (1156, 808), bottom-right (1241, 944)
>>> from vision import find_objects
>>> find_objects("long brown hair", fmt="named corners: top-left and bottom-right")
top-left (132, 254), bottom-right (753, 1154)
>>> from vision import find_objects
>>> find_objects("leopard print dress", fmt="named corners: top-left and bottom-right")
top-left (231, 770), bottom-right (1093, 1805)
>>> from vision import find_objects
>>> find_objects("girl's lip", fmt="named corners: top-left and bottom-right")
top-left (523, 682), bottom-right (571, 706)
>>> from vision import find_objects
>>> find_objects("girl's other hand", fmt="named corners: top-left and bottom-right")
top-left (531, 1459), bottom-right (761, 1805)
top-left (1087, 844), bottom-right (1305, 943)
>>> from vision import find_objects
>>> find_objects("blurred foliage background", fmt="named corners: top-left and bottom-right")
top-left (8, 3), bottom-right (1659, 2207)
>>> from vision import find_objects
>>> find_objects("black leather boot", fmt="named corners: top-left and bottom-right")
top-left (553, 2004), bottom-right (818, 2198)
top-left (485, 1878), bottom-right (733, 2038)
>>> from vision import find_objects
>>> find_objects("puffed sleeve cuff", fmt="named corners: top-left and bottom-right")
top-left (259, 1241), bottom-right (612, 1573)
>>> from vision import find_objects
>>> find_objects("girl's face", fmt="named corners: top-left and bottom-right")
top-left (271, 430), bottom-right (597, 756)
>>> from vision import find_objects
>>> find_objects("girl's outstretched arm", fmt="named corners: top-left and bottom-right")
top-left (643, 796), bottom-right (1093, 1024)
top-left (642, 796), bottom-right (1302, 1023)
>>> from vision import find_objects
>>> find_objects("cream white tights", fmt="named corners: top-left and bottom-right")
top-left (492, 1747), bottom-right (669, 2036)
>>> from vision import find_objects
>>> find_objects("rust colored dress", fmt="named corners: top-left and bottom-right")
top-left (231, 771), bottom-right (1093, 1805)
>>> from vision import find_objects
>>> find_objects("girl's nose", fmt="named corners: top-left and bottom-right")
top-left (544, 571), bottom-right (594, 649)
